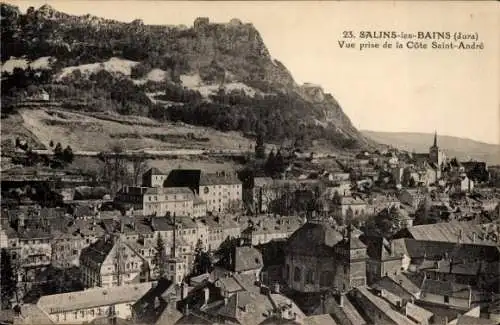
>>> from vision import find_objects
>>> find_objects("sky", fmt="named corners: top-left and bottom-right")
top-left (6, 1), bottom-right (500, 145)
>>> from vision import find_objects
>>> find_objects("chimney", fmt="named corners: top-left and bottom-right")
top-left (472, 232), bottom-right (476, 243)
top-left (183, 303), bottom-right (189, 316)
top-left (339, 293), bottom-right (344, 307)
top-left (203, 287), bottom-right (210, 306)
top-left (181, 281), bottom-right (188, 300)
top-left (154, 296), bottom-right (161, 309)
top-left (224, 297), bottom-right (228, 305)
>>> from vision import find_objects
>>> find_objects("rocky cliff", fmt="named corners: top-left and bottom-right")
top-left (1, 3), bottom-right (371, 149)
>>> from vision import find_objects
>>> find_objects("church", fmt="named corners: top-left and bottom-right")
top-left (283, 214), bottom-right (367, 294)
top-left (407, 132), bottom-right (447, 185)
top-left (429, 131), bottom-right (447, 170)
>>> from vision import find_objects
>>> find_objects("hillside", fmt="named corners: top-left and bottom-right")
top-left (3, 108), bottom-right (257, 152)
top-left (363, 130), bottom-right (500, 165)
top-left (1, 3), bottom-right (372, 152)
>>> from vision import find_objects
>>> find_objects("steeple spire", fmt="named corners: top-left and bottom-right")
top-left (433, 131), bottom-right (438, 147)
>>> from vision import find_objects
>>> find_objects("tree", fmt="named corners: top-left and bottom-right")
top-left (152, 235), bottom-right (167, 279)
top-left (54, 142), bottom-right (63, 156)
top-left (62, 145), bottom-right (74, 164)
top-left (1, 249), bottom-right (18, 308)
top-left (131, 155), bottom-right (148, 186)
top-left (192, 239), bottom-right (212, 276)
top-left (255, 131), bottom-right (266, 160)
top-left (275, 149), bottom-right (285, 171)
top-left (264, 149), bottom-right (276, 176)
top-left (51, 142), bottom-right (65, 168)
top-left (98, 144), bottom-right (130, 194)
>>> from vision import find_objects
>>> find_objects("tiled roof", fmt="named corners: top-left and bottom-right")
top-left (388, 273), bottom-right (421, 297)
top-left (392, 238), bottom-right (500, 262)
top-left (200, 173), bottom-right (241, 186)
top-left (455, 315), bottom-right (497, 325)
top-left (151, 217), bottom-right (174, 232)
top-left (405, 302), bottom-right (433, 324)
top-left (79, 237), bottom-right (114, 265)
top-left (403, 222), bottom-right (498, 246)
top-left (233, 246), bottom-right (263, 272)
top-left (144, 187), bottom-right (194, 196)
top-left (215, 276), bottom-right (244, 293)
top-left (206, 291), bottom-right (305, 325)
top-left (164, 169), bottom-right (202, 189)
top-left (286, 222), bottom-right (343, 256)
top-left (18, 303), bottom-right (54, 324)
top-left (37, 282), bottom-right (153, 313)
top-left (372, 276), bottom-right (414, 301)
top-left (303, 314), bottom-right (338, 325)
top-left (421, 279), bottom-right (480, 300)
top-left (353, 287), bottom-right (418, 325)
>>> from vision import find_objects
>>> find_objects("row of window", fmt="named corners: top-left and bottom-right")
top-left (53, 306), bottom-right (120, 321)
top-left (285, 265), bottom-right (340, 288)
top-left (148, 195), bottom-right (189, 201)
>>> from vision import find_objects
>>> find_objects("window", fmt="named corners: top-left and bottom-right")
top-left (444, 296), bottom-right (449, 303)
top-left (320, 271), bottom-right (334, 287)
top-left (293, 267), bottom-right (301, 282)
top-left (204, 187), bottom-right (209, 194)
top-left (306, 269), bottom-right (314, 284)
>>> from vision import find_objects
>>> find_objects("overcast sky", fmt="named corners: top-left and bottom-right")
top-left (6, 1), bottom-right (500, 145)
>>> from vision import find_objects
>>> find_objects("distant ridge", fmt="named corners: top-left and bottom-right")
top-left (362, 130), bottom-right (500, 165)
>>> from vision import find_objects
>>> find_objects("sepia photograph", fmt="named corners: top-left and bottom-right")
top-left (0, 1), bottom-right (499, 325)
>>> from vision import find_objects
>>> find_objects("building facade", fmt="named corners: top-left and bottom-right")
top-left (284, 222), bottom-right (367, 293)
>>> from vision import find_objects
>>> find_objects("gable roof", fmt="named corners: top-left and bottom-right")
top-left (392, 238), bottom-right (500, 262)
top-left (372, 276), bottom-right (414, 302)
top-left (164, 169), bottom-right (202, 189)
top-left (401, 222), bottom-right (498, 246)
top-left (37, 282), bottom-right (154, 314)
top-left (405, 302), bottom-right (433, 324)
top-left (353, 287), bottom-right (418, 325)
top-left (421, 279), bottom-right (481, 300)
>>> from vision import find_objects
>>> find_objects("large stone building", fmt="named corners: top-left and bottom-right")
top-left (115, 186), bottom-right (202, 217)
top-left (284, 220), bottom-right (367, 293)
top-left (164, 169), bottom-right (242, 214)
top-left (20, 282), bottom-right (153, 324)
top-left (79, 236), bottom-right (148, 288)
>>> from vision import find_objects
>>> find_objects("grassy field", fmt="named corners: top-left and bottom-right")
top-left (2, 107), bottom-right (256, 174)
top-left (13, 108), bottom-right (256, 152)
